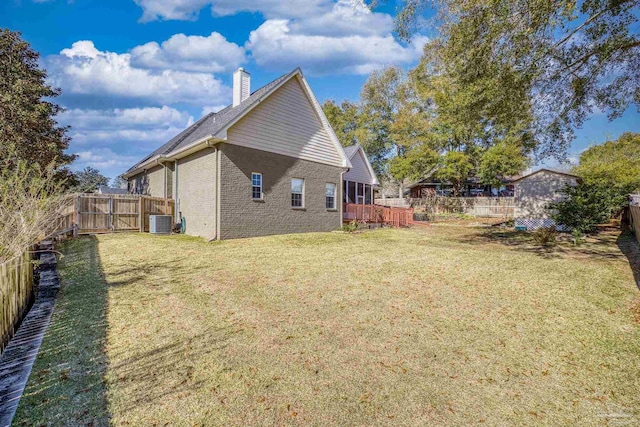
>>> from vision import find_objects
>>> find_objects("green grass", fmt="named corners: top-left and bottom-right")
top-left (14, 236), bottom-right (109, 426)
top-left (14, 225), bottom-right (640, 426)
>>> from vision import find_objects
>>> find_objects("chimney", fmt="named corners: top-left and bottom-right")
top-left (233, 68), bottom-right (250, 107)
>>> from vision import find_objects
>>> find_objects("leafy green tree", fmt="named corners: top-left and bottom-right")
top-left (0, 29), bottom-right (75, 174)
top-left (434, 151), bottom-right (474, 195)
top-left (392, 0), bottom-right (640, 157)
top-left (478, 142), bottom-right (529, 188)
top-left (322, 100), bottom-right (362, 147)
top-left (573, 132), bottom-right (640, 192)
top-left (71, 167), bottom-right (110, 193)
top-left (550, 183), bottom-right (628, 233)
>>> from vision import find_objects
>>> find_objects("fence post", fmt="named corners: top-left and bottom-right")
top-left (139, 197), bottom-right (144, 233)
top-left (108, 196), bottom-right (113, 232)
top-left (75, 194), bottom-right (81, 235)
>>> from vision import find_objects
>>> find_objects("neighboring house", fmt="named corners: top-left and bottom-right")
top-left (123, 67), bottom-right (354, 240)
top-left (513, 168), bottom-right (580, 230)
top-left (408, 176), bottom-right (516, 198)
top-left (96, 186), bottom-right (129, 195)
top-left (342, 144), bottom-right (378, 205)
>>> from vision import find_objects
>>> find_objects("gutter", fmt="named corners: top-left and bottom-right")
top-left (122, 136), bottom-right (223, 179)
top-left (122, 155), bottom-right (167, 179)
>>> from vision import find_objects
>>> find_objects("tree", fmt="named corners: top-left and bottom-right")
top-left (0, 29), bottom-right (75, 174)
top-left (112, 174), bottom-right (128, 189)
top-left (550, 183), bottom-right (628, 233)
top-left (573, 132), bottom-right (640, 193)
top-left (388, 45), bottom-right (533, 192)
top-left (71, 167), bottom-right (109, 193)
top-left (478, 142), bottom-right (529, 188)
top-left (322, 100), bottom-right (361, 147)
top-left (391, 0), bottom-right (640, 157)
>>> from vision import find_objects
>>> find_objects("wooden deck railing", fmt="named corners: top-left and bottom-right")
top-left (343, 203), bottom-right (414, 227)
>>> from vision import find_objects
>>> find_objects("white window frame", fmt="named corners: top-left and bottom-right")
top-left (326, 183), bottom-right (337, 210)
top-left (291, 178), bottom-right (305, 208)
top-left (251, 172), bottom-right (263, 200)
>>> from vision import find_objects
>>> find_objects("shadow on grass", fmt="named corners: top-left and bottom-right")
top-left (452, 227), bottom-right (629, 261)
top-left (106, 327), bottom-right (235, 413)
top-left (616, 231), bottom-right (640, 291)
top-left (13, 236), bottom-right (111, 426)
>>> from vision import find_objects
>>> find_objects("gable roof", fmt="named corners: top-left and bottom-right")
top-left (343, 144), bottom-right (379, 185)
top-left (124, 68), bottom-right (350, 177)
top-left (510, 168), bottom-right (580, 184)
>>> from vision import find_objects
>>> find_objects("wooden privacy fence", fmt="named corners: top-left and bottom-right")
top-left (63, 194), bottom-right (175, 234)
top-left (343, 203), bottom-right (414, 227)
top-left (629, 203), bottom-right (640, 240)
top-left (0, 250), bottom-right (34, 353)
top-left (377, 196), bottom-right (515, 218)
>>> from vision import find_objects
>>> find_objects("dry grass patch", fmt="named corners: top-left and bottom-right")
top-left (16, 226), bottom-right (640, 426)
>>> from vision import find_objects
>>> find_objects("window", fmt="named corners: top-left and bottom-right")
top-left (365, 184), bottom-right (372, 204)
top-left (291, 178), bottom-right (304, 208)
top-left (347, 181), bottom-right (356, 204)
top-left (326, 183), bottom-right (336, 209)
top-left (357, 182), bottom-right (365, 204)
top-left (251, 173), bottom-right (263, 200)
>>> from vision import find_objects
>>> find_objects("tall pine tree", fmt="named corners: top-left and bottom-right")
top-left (0, 29), bottom-right (75, 175)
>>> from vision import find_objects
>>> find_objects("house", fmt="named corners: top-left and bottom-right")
top-left (408, 176), bottom-right (516, 198)
top-left (513, 168), bottom-right (580, 230)
top-left (123, 67), bottom-right (356, 240)
top-left (342, 144), bottom-right (378, 205)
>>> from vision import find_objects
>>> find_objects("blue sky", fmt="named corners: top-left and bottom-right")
top-left (2, 0), bottom-right (639, 181)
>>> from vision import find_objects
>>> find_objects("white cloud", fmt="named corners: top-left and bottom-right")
top-left (48, 41), bottom-right (230, 105)
top-left (247, 18), bottom-right (428, 76)
top-left (60, 106), bottom-right (193, 147)
top-left (130, 32), bottom-right (245, 73)
top-left (133, 0), bottom-right (328, 22)
top-left (71, 148), bottom-right (143, 179)
top-left (61, 107), bottom-right (197, 179)
top-left (60, 106), bottom-right (192, 130)
top-left (288, 0), bottom-right (394, 37)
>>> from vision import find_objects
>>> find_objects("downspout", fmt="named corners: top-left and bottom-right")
top-left (174, 160), bottom-right (179, 224)
top-left (340, 168), bottom-right (348, 227)
top-left (215, 146), bottom-right (221, 241)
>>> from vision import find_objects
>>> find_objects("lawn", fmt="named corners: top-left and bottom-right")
top-left (14, 224), bottom-right (640, 426)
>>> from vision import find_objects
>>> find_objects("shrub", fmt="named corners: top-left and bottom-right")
top-left (549, 183), bottom-right (628, 234)
top-left (571, 229), bottom-right (585, 246)
top-left (341, 220), bottom-right (359, 233)
top-left (0, 159), bottom-right (66, 261)
top-left (532, 227), bottom-right (557, 247)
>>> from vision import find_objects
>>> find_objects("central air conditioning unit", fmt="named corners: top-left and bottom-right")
top-left (149, 215), bottom-right (172, 234)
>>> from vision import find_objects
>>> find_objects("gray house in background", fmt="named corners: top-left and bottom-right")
top-left (123, 67), bottom-right (353, 240)
top-left (513, 168), bottom-right (581, 230)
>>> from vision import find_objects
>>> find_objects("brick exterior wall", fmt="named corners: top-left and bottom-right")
top-left (218, 143), bottom-right (343, 239)
top-left (176, 148), bottom-right (217, 240)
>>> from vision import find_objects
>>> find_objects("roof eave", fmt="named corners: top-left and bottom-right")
top-left (122, 155), bottom-right (168, 179)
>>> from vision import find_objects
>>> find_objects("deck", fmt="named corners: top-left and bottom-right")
top-left (343, 203), bottom-right (414, 227)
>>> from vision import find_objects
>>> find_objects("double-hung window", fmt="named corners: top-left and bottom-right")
top-left (251, 172), bottom-right (263, 200)
top-left (291, 178), bottom-right (304, 208)
top-left (326, 183), bottom-right (336, 209)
